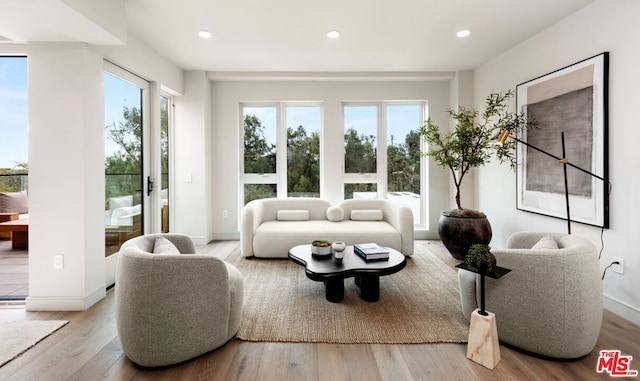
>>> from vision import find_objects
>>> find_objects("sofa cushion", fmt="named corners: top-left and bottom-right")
top-left (531, 236), bottom-right (558, 250)
top-left (350, 209), bottom-right (383, 221)
top-left (277, 209), bottom-right (309, 221)
top-left (0, 191), bottom-right (28, 214)
top-left (153, 236), bottom-right (180, 254)
top-left (326, 206), bottom-right (345, 222)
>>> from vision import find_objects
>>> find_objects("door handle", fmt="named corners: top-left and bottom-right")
top-left (147, 176), bottom-right (154, 196)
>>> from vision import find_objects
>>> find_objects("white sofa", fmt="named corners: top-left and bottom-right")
top-left (241, 197), bottom-right (414, 258)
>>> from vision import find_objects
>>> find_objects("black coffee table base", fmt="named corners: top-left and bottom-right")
top-left (324, 279), bottom-right (344, 303)
top-left (324, 275), bottom-right (380, 303)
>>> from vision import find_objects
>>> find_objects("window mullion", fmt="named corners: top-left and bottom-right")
top-left (379, 102), bottom-right (386, 199)
top-left (276, 103), bottom-right (287, 198)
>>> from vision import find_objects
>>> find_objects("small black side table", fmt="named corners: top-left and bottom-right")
top-left (456, 262), bottom-right (510, 370)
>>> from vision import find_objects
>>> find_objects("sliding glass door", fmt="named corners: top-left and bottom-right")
top-left (103, 64), bottom-right (150, 280)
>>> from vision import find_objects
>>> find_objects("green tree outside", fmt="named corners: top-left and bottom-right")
top-left (243, 114), bottom-right (420, 203)
top-left (105, 105), bottom-right (142, 204)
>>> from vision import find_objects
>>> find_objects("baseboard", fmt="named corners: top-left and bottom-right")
top-left (604, 293), bottom-right (640, 326)
top-left (210, 232), bottom-right (240, 241)
top-left (190, 235), bottom-right (212, 245)
top-left (414, 230), bottom-right (439, 240)
top-left (25, 286), bottom-right (106, 311)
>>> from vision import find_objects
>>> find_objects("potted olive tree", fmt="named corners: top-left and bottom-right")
top-left (420, 90), bottom-right (535, 259)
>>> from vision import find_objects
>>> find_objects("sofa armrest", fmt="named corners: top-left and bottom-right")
top-left (338, 199), bottom-right (414, 255)
top-left (458, 269), bottom-right (478, 321)
top-left (382, 201), bottom-right (414, 255)
top-left (240, 199), bottom-right (263, 257)
top-left (163, 233), bottom-right (197, 254)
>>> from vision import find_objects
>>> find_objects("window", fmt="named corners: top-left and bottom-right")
top-left (386, 104), bottom-right (423, 225)
top-left (242, 105), bottom-right (277, 204)
top-left (239, 100), bottom-right (426, 228)
top-left (344, 105), bottom-right (377, 174)
top-left (342, 102), bottom-right (426, 226)
top-left (104, 65), bottom-right (149, 258)
top-left (243, 106), bottom-right (277, 175)
top-left (0, 56), bottom-right (28, 193)
top-left (241, 103), bottom-right (322, 204)
top-left (287, 105), bottom-right (320, 197)
top-left (160, 95), bottom-right (171, 233)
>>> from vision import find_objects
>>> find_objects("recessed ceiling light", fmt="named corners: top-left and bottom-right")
top-left (327, 30), bottom-right (340, 39)
top-left (198, 30), bottom-right (212, 39)
top-left (456, 29), bottom-right (471, 38)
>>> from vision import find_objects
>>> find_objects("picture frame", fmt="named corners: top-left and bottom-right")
top-left (515, 52), bottom-right (609, 228)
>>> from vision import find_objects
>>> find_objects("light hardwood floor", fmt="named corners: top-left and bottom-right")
top-left (0, 241), bottom-right (639, 381)
top-left (0, 239), bottom-right (28, 298)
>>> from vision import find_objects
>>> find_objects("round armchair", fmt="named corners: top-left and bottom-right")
top-left (458, 231), bottom-right (603, 359)
top-left (115, 234), bottom-right (243, 367)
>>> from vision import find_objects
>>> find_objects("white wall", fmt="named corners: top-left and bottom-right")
top-left (173, 71), bottom-right (213, 244)
top-left (209, 79), bottom-right (453, 240)
top-left (27, 42), bottom-right (106, 310)
top-left (5, 34), bottom-right (184, 310)
top-left (474, 0), bottom-right (640, 324)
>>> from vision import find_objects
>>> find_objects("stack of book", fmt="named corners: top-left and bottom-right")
top-left (354, 243), bottom-right (389, 261)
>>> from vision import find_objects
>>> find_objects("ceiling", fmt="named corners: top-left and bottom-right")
top-left (1, 0), bottom-right (595, 73)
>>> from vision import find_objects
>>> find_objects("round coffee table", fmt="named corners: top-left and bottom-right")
top-left (288, 244), bottom-right (407, 303)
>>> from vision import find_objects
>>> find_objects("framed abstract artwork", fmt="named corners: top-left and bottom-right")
top-left (515, 52), bottom-right (609, 228)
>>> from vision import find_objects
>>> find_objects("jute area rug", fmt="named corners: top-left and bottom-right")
top-left (0, 320), bottom-right (68, 367)
top-left (227, 242), bottom-right (469, 344)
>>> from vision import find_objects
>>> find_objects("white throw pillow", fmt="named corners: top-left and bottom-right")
top-left (350, 209), bottom-right (383, 221)
top-left (326, 206), bottom-right (345, 222)
top-left (531, 236), bottom-right (558, 250)
top-left (153, 236), bottom-right (180, 255)
top-left (277, 209), bottom-right (309, 221)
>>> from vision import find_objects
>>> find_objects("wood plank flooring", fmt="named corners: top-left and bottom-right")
top-left (0, 239), bottom-right (28, 298)
top-left (0, 241), bottom-right (639, 380)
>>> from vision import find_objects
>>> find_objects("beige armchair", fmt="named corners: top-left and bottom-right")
top-left (115, 234), bottom-right (243, 367)
top-left (458, 231), bottom-right (603, 359)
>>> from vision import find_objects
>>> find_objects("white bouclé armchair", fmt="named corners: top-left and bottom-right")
top-left (458, 231), bottom-right (603, 359)
top-left (115, 234), bottom-right (243, 367)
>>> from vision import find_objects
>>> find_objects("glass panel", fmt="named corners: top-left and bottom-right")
top-left (286, 106), bottom-right (321, 197)
top-left (243, 106), bottom-right (276, 174)
top-left (244, 184), bottom-right (277, 205)
top-left (344, 183), bottom-right (377, 200)
top-left (0, 56), bottom-right (28, 300)
top-left (0, 57), bottom-right (28, 193)
top-left (386, 104), bottom-right (422, 224)
top-left (160, 96), bottom-right (170, 233)
top-left (344, 105), bottom-right (377, 173)
top-left (104, 73), bottom-right (143, 257)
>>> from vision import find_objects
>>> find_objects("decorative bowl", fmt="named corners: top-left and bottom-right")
top-left (311, 240), bottom-right (333, 255)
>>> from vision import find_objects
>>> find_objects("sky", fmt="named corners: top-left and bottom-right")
top-left (0, 58), bottom-right (141, 169)
top-left (0, 57), bottom-right (28, 169)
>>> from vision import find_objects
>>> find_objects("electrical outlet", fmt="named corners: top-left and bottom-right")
top-left (612, 257), bottom-right (624, 275)
top-left (53, 255), bottom-right (64, 270)
top-left (222, 210), bottom-right (228, 218)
